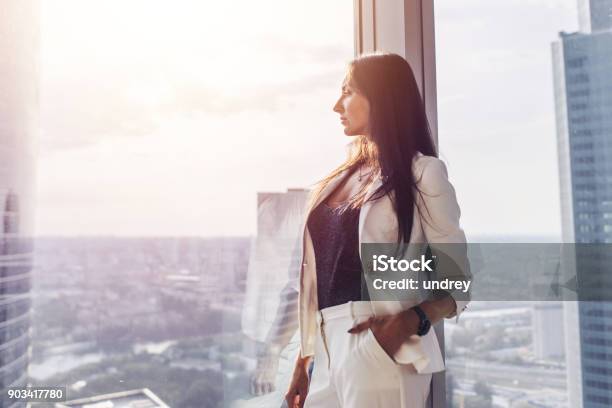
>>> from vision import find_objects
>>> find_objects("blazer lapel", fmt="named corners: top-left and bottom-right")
top-left (358, 174), bottom-right (383, 259)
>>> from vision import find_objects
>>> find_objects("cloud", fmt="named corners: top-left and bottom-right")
top-left (165, 68), bottom-right (344, 115)
top-left (39, 0), bottom-right (355, 153)
top-left (41, 66), bottom-right (345, 153)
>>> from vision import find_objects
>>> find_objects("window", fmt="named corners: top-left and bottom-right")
top-left (35, 1), bottom-right (354, 407)
top-left (435, 1), bottom-right (579, 407)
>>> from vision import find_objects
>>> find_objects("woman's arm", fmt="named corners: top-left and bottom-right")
top-left (415, 156), bottom-right (471, 320)
top-left (349, 156), bottom-right (471, 355)
top-left (250, 280), bottom-right (300, 396)
top-left (250, 234), bottom-right (302, 396)
top-left (348, 294), bottom-right (457, 353)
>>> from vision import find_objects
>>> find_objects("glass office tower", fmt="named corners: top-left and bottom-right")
top-left (0, 1), bottom-right (39, 407)
top-left (552, 1), bottom-right (612, 406)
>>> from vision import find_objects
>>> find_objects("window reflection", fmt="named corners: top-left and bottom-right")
top-left (34, 1), bottom-right (353, 407)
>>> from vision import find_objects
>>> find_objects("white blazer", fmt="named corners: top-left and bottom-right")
top-left (297, 152), bottom-right (470, 374)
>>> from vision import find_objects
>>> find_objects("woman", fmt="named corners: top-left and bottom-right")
top-left (283, 52), bottom-right (470, 408)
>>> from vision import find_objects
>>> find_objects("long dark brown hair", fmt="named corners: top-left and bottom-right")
top-left (309, 52), bottom-right (437, 243)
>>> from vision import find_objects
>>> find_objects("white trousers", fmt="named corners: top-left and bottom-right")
top-left (304, 301), bottom-right (432, 408)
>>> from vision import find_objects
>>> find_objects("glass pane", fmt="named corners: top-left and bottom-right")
top-left (436, 1), bottom-right (612, 407)
top-left (0, 2), bottom-right (38, 408)
top-left (34, 1), bottom-right (354, 407)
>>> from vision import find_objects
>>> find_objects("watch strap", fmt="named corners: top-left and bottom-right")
top-left (412, 305), bottom-right (431, 336)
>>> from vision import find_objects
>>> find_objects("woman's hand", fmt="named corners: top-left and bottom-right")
top-left (347, 309), bottom-right (419, 359)
top-left (250, 345), bottom-right (281, 396)
top-left (284, 355), bottom-right (311, 408)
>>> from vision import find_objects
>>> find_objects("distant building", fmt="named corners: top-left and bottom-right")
top-left (256, 188), bottom-right (311, 238)
top-left (552, 1), bottom-right (612, 406)
top-left (56, 388), bottom-right (169, 408)
top-left (532, 302), bottom-right (565, 360)
top-left (0, 1), bottom-right (39, 407)
top-left (242, 188), bottom-right (309, 345)
top-left (0, 191), bottom-right (32, 406)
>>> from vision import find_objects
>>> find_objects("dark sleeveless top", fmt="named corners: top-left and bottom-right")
top-left (307, 200), bottom-right (366, 310)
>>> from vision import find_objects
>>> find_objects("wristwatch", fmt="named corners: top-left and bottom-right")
top-left (411, 305), bottom-right (431, 336)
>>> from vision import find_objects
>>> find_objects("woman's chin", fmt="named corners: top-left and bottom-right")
top-left (343, 127), bottom-right (358, 136)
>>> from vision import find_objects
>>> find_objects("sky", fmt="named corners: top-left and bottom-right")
top-left (434, 0), bottom-right (577, 240)
top-left (36, 0), bottom-right (578, 238)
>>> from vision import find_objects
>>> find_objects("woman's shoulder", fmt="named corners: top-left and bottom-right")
top-left (412, 152), bottom-right (447, 176)
top-left (412, 153), bottom-right (451, 192)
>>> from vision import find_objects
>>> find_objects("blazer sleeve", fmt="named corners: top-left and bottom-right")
top-left (415, 156), bottom-right (471, 322)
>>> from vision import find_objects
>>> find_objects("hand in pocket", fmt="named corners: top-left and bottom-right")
top-left (348, 311), bottom-right (419, 360)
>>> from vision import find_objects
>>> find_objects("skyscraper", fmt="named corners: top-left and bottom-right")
top-left (0, 2), bottom-right (38, 407)
top-left (552, 1), bottom-right (612, 406)
top-left (578, 0), bottom-right (612, 33)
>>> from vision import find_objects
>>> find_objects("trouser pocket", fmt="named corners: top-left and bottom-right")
top-left (365, 328), bottom-right (400, 369)
top-left (337, 322), bottom-right (401, 393)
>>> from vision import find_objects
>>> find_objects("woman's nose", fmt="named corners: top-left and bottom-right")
top-left (333, 98), bottom-right (343, 113)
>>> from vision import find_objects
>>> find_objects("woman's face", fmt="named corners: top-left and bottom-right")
top-left (333, 77), bottom-right (370, 136)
